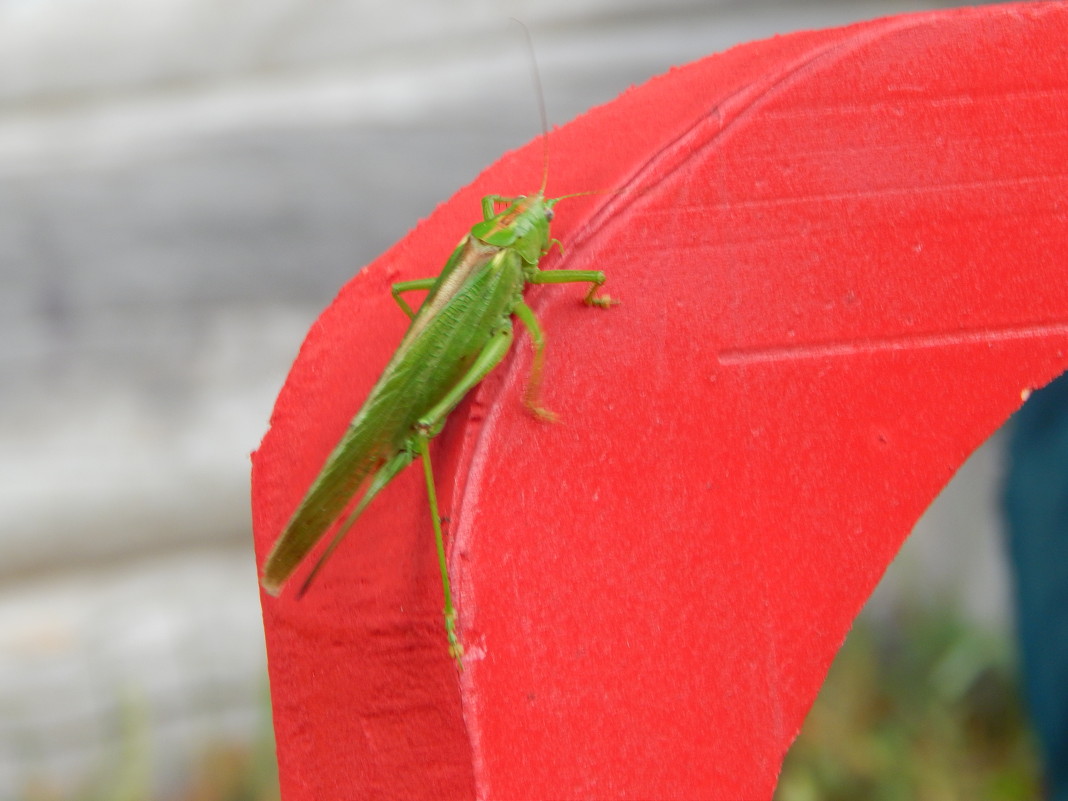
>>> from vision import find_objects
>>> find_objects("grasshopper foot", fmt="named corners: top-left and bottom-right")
top-left (524, 397), bottom-right (559, 423)
top-left (583, 284), bottom-right (619, 308)
top-left (586, 294), bottom-right (618, 308)
top-left (445, 610), bottom-right (464, 671)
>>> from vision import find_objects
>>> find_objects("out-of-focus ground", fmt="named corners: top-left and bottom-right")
top-left (0, 0), bottom-right (1009, 795)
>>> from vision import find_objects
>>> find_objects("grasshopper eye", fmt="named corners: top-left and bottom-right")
top-left (545, 208), bottom-right (555, 222)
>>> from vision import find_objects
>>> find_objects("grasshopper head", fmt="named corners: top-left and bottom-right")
top-left (473, 193), bottom-right (558, 265)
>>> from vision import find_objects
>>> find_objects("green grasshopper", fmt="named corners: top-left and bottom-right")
top-left (260, 157), bottom-right (615, 666)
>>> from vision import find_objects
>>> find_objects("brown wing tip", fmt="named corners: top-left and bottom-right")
top-left (260, 573), bottom-right (284, 597)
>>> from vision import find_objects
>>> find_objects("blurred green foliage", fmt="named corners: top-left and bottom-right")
top-left (19, 688), bottom-right (279, 801)
top-left (776, 605), bottom-right (1041, 801)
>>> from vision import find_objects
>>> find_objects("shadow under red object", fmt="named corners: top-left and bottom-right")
top-left (251, 4), bottom-right (1068, 798)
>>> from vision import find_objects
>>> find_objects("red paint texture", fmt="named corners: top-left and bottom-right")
top-left (251, 4), bottom-right (1068, 798)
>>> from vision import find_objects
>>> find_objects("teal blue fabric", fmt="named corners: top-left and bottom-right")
top-left (1004, 371), bottom-right (1068, 801)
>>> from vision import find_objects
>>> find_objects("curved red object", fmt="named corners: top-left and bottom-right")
top-left (251, 4), bottom-right (1068, 798)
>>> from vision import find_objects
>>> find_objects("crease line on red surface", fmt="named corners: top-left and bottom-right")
top-left (764, 84), bottom-right (1068, 121)
top-left (753, 171), bottom-right (1068, 206)
top-left (718, 320), bottom-right (1068, 365)
top-left (634, 170), bottom-right (1068, 215)
top-left (571, 17), bottom-right (925, 253)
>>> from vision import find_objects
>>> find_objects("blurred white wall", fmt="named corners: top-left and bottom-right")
top-left (0, 0), bottom-right (1005, 795)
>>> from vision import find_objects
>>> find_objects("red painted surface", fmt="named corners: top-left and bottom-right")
top-left (251, 4), bottom-right (1068, 798)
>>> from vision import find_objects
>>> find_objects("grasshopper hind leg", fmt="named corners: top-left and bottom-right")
top-left (409, 323), bottom-right (517, 668)
top-left (416, 436), bottom-right (463, 668)
top-left (295, 447), bottom-right (417, 597)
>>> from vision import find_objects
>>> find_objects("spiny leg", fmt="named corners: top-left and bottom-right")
top-left (528, 268), bottom-right (617, 307)
top-left (512, 301), bottom-right (556, 421)
top-left (415, 436), bottom-right (462, 668)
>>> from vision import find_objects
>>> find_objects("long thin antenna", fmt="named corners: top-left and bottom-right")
top-left (511, 18), bottom-right (551, 193)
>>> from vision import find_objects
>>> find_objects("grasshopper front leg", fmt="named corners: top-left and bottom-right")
top-left (481, 194), bottom-right (521, 220)
top-left (391, 277), bottom-right (437, 319)
top-left (528, 267), bottom-right (616, 307)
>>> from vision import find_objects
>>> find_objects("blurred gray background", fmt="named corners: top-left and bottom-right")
top-left (0, 0), bottom-right (1006, 796)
